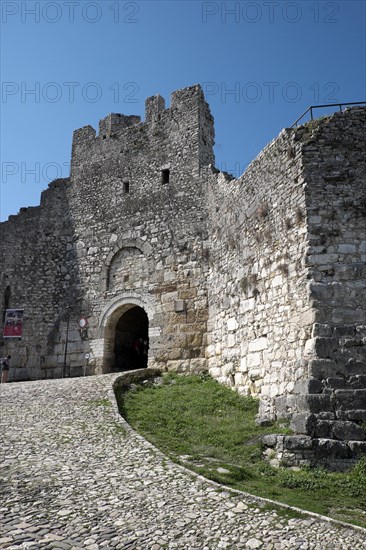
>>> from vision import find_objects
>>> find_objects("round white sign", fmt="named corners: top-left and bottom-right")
top-left (78, 317), bottom-right (88, 329)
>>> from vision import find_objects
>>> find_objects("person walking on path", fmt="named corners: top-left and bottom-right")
top-left (1, 355), bottom-right (11, 383)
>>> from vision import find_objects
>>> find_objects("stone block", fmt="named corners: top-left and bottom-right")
top-left (304, 338), bottom-right (316, 356)
top-left (325, 377), bottom-right (347, 389)
top-left (247, 352), bottom-right (261, 367)
top-left (237, 386), bottom-right (251, 396)
top-left (331, 421), bottom-right (365, 441)
top-left (12, 368), bottom-right (31, 381)
top-left (69, 365), bottom-right (84, 377)
top-left (342, 337), bottom-right (363, 348)
top-left (272, 275), bottom-right (283, 287)
top-left (338, 244), bottom-right (356, 254)
top-left (187, 333), bottom-right (202, 348)
top-left (215, 343), bottom-right (222, 355)
top-left (332, 308), bottom-right (365, 324)
top-left (310, 337), bottom-right (339, 358)
top-left (294, 378), bottom-right (323, 394)
top-left (239, 357), bottom-right (248, 372)
top-left (290, 413), bottom-right (316, 435)
top-left (180, 289), bottom-right (198, 300)
top-left (189, 358), bottom-right (208, 373)
top-left (227, 317), bottom-right (238, 331)
top-left (336, 409), bottom-right (366, 421)
top-left (298, 309), bottom-right (315, 327)
top-left (196, 309), bottom-right (209, 322)
top-left (67, 341), bottom-right (83, 353)
top-left (309, 283), bottom-right (333, 300)
top-left (260, 384), bottom-right (270, 396)
top-left (343, 359), bottom-right (366, 376)
top-left (335, 389), bottom-right (366, 411)
top-left (348, 441), bottom-right (366, 456)
top-left (166, 360), bottom-right (190, 373)
top-left (241, 298), bottom-right (255, 312)
top-left (309, 359), bottom-right (337, 379)
top-left (164, 271), bottom-right (176, 282)
top-left (356, 325), bottom-right (366, 337)
top-left (248, 337), bottom-right (268, 352)
top-left (209, 367), bottom-right (222, 378)
top-left (181, 322), bottom-right (207, 334)
top-left (261, 434), bottom-right (281, 447)
top-left (315, 411), bottom-right (335, 420)
top-left (222, 362), bottom-right (234, 375)
top-left (174, 300), bottom-right (185, 312)
top-left (304, 394), bottom-right (332, 413)
top-left (233, 372), bottom-right (243, 385)
top-left (283, 435), bottom-right (313, 450)
top-left (334, 325), bottom-right (355, 337)
top-left (161, 291), bottom-right (179, 304)
top-left (349, 375), bottom-right (366, 388)
top-left (312, 323), bottom-right (332, 337)
top-left (227, 333), bottom-right (236, 348)
top-left (314, 420), bottom-right (332, 438)
top-left (308, 253), bottom-right (338, 265)
top-left (313, 438), bottom-right (350, 458)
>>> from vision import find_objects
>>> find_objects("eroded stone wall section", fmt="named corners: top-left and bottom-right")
top-left (205, 128), bottom-right (311, 422)
top-left (0, 179), bottom-right (81, 378)
top-left (281, 107), bottom-right (366, 465)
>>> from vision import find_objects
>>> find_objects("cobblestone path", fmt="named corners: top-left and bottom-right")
top-left (1, 374), bottom-right (366, 549)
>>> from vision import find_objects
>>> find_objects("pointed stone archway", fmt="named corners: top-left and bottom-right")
top-left (114, 306), bottom-right (148, 371)
top-left (96, 292), bottom-right (159, 374)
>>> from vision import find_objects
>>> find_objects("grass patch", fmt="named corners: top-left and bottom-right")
top-left (260, 502), bottom-right (308, 521)
top-left (115, 373), bottom-right (366, 527)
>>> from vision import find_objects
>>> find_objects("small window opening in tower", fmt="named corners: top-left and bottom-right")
top-left (123, 181), bottom-right (130, 194)
top-left (161, 169), bottom-right (170, 184)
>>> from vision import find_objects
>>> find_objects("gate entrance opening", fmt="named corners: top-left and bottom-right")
top-left (113, 306), bottom-right (149, 371)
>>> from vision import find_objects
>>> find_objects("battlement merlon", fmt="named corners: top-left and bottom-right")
top-left (71, 84), bottom-right (215, 170)
top-left (72, 114), bottom-right (142, 150)
top-left (99, 114), bottom-right (142, 137)
top-left (145, 94), bottom-right (166, 123)
top-left (145, 84), bottom-right (208, 114)
top-left (170, 84), bottom-right (215, 167)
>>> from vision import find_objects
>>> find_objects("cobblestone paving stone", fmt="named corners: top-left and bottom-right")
top-left (1, 374), bottom-right (366, 549)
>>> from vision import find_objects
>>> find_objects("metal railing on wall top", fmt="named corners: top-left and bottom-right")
top-left (290, 101), bottom-right (366, 128)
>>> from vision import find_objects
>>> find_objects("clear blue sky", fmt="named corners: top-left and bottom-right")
top-left (1, 0), bottom-right (365, 220)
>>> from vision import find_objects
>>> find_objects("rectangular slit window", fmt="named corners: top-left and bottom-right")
top-left (161, 169), bottom-right (170, 184)
top-left (123, 181), bottom-right (130, 194)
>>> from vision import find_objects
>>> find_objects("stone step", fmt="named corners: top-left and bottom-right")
top-left (314, 420), bottom-right (365, 441)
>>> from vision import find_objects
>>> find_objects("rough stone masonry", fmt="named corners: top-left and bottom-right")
top-left (1, 84), bottom-right (365, 468)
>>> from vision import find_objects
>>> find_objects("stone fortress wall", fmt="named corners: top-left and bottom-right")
top-left (0, 179), bottom-right (74, 376)
top-left (204, 105), bottom-right (366, 467)
top-left (1, 85), bottom-right (365, 467)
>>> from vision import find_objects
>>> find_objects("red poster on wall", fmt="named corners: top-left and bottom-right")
top-left (3, 309), bottom-right (24, 338)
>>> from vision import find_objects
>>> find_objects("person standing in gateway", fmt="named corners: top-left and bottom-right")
top-left (1, 355), bottom-right (11, 383)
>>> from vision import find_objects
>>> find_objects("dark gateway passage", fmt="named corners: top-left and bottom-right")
top-left (113, 306), bottom-right (149, 371)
